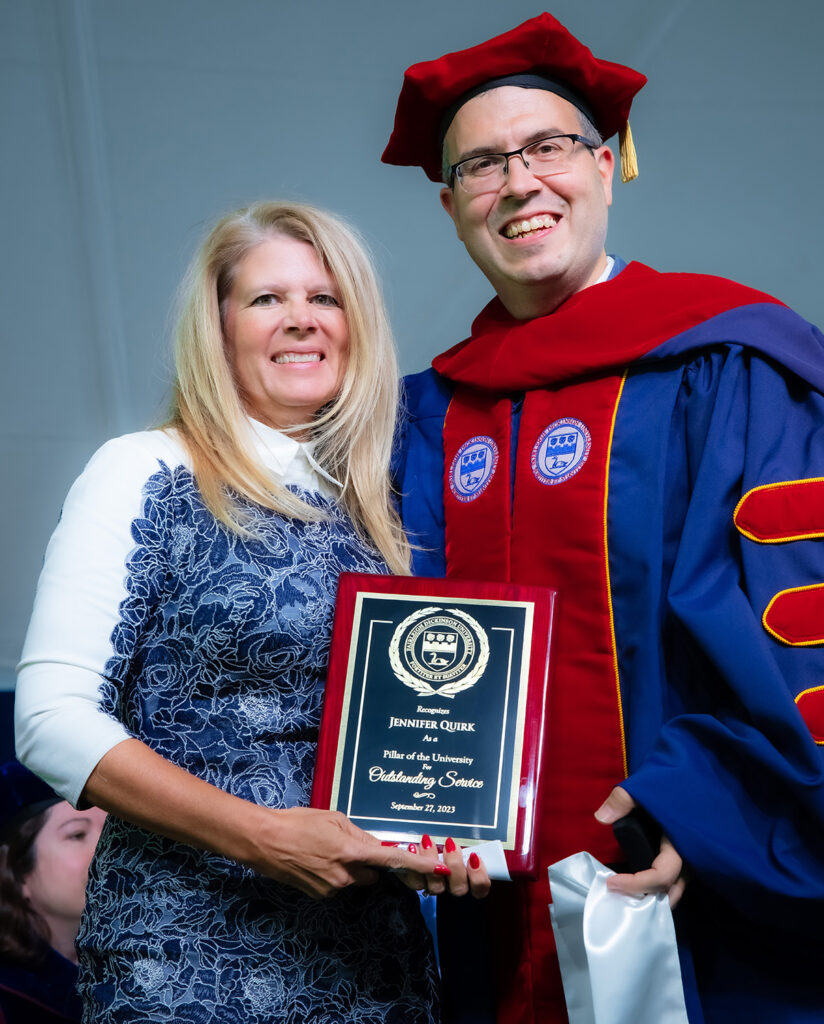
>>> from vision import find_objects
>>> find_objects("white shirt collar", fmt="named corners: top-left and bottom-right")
top-left (593, 255), bottom-right (615, 286)
top-left (246, 417), bottom-right (342, 493)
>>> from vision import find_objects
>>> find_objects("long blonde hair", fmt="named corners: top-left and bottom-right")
top-left (166, 201), bottom-right (410, 574)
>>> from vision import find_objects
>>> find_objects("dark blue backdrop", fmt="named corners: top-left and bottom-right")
top-left (1, 693), bottom-right (14, 762)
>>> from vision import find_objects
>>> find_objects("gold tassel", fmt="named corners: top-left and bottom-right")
top-left (619, 121), bottom-right (639, 183)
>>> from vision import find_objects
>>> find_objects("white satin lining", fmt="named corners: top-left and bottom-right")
top-left (549, 851), bottom-right (689, 1024)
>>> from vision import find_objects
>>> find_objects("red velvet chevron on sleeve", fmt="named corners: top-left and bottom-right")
top-left (762, 585), bottom-right (824, 646)
top-left (796, 686), bottom-right (824, 745)
top-left (735, 478), bottom-right (824, 543)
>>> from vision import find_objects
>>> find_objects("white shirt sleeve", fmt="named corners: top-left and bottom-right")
top-left (15, 432), bottom-right (186, 805)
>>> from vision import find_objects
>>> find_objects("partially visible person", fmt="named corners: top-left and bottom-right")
top-left (14, 201), bottom-right (485, 1023)
top-left (0, 759), bottom-right (106, 1023)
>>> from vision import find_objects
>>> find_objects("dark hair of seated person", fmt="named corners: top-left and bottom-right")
top-left (0, 808), bottom-right (53, 966)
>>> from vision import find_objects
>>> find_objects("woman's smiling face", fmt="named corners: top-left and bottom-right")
top-left (222, 234), bottom-right (350, 433)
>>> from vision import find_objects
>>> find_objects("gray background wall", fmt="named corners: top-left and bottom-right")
top-left (2, 0), bottom-right (822, 722)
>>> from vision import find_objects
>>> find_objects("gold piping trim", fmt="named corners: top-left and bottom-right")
top-left (604, 372), bottom-right (629, 777)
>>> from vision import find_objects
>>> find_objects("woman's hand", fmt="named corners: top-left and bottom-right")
top-left (399, 835), bottom-right (492, 899)
top-left (246, 807), bottom-right (446, 899)
top-left (82, 740), bottom-right (443, 900)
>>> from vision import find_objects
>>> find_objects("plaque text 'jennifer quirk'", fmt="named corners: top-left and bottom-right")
top-left (388, 716), bottom-right (476, 732)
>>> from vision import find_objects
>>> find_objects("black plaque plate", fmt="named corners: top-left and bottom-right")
top-left (311, 573), bottom-right (556, 876)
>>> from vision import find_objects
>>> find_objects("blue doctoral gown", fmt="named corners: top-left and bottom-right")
top-left (394, 259), bottom-right (824, 1023)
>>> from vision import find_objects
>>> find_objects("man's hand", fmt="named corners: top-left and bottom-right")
top-left (594, 786), bottom-right (687, 908)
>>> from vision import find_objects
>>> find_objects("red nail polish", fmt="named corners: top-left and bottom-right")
top-left (468, 852), bottom-right (481, 870)
top-left (408, 843), bottom-right (417, 855)
top-left (445, 837), bottom-right (456, 853)
top-left (421, 834), bottom-right (433, 850)
top-left (433, 863), bottom-right (452, 876)
top-left (381, 841), bottom-right (399, 847)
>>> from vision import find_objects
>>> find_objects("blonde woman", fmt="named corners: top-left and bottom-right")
top-left (15, 202), bottom-right (449, 1022)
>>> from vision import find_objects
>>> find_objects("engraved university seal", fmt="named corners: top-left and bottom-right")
top-left (531, 418), bottom-right (592, 485)
top-left (449, 436), bottom-right (499, 502)
top-left (389, 606), bottom-right (489, 698)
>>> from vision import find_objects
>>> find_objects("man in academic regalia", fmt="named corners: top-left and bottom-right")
top-left (383, 13), bottom-right (824, 1024)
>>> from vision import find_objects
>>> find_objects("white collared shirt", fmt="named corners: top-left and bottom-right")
top-left (593, 255), bottom-right (615, 286)
top-left (246, 417), bottom-right (342, 497)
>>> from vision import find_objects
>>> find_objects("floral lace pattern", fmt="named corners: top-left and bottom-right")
top-left (77, 464), bottom-right (438, 1022)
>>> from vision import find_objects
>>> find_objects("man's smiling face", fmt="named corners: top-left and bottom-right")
top-left (440, 87), bottom-right (615, 319)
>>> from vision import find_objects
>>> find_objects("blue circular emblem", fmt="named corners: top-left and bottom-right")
top-left (531, 418), bottom-right (592, 486)
top-left (449, 436), bottom-right (499, 503)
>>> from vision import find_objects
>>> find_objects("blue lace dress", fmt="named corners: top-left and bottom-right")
top-left (38, 442), bottom-right (441, 1023)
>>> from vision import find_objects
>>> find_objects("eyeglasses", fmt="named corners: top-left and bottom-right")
top-left (450, 134), bottom-right (599, 195)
